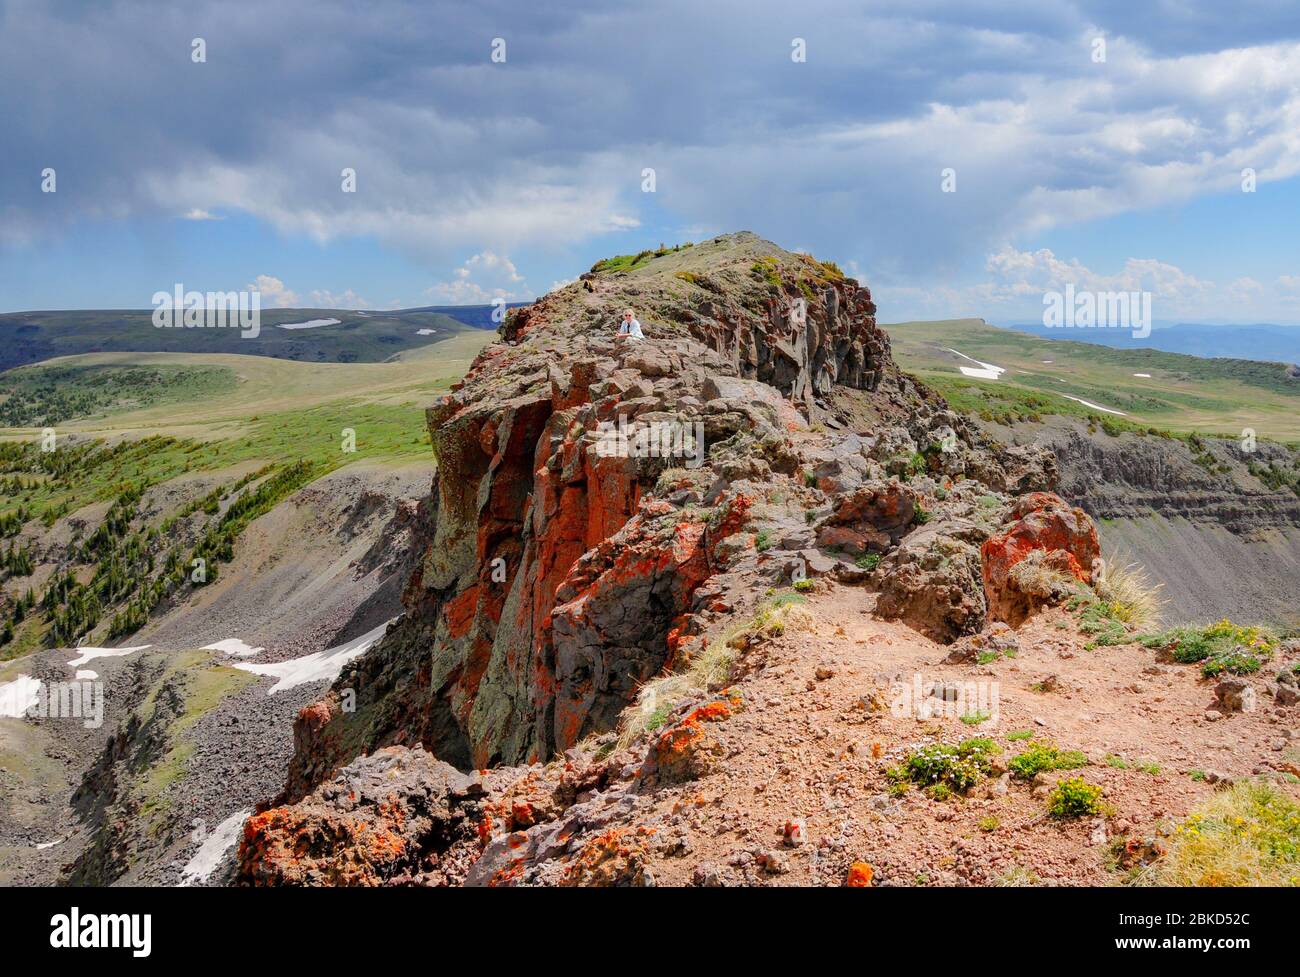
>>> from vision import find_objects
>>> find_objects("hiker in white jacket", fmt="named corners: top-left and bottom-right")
top-left (617, 308), bottom-right (645, 340)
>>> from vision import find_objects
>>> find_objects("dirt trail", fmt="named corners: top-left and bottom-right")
top-left (629, 583), bottom-right (1299, 886)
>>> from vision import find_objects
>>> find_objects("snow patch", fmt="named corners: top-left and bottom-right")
top-left (1062, 395), bottom-right (1127, 416)
top-left (275, 318), bottom-right (341, 330)
top-left (234, 620), bottom-right (390, 694)
top-left (943, 347), bottom-right (1005, 380)
top-left (1133, 373), bottom-right (1152, 378)
top-left (202, 638), bottom-right (264, 658)
top-left (180, 809), bottom-right (251, 886)
top-left (74, 670), bottom-right (98, 681)
top-left (66, 645), bottom-right (149, 668)
top-left (0, 675), bottom-right (42, 718)
top-left (416, 328), bottom-right (437, 336)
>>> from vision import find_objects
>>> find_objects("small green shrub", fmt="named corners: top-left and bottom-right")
top-left (925, 783), bottom-right (953, 802)
top-left (1009, 742), bottom-right (1088, 780)
top-left (1075, 598), bottom-right (1131, 648)
top-left (855, 553), bottom-right (881, 571)
top-left (889, 737), bottom-right (1001, 793)
top-left (1141, 620), bottom-right (1277, 672)
top-left (1200, 649), bottom-right (1264, 678)
top-left (1048, 777), bottom-right (1104, 819)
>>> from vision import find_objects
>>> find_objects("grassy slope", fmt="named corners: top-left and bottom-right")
top-left (1, 330), bottom-right (488, 508)
top-left (886, 318), bottom-right (1300, 442)
top-left (0, 330), bottom-right (489, 655)
top-left (0, 363), bottom-right (238, 427)
top-left (0, 308), bottom-right (476, 372)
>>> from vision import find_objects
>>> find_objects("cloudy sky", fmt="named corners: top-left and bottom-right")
top-left (3, 0), bottom-right (1300, 323)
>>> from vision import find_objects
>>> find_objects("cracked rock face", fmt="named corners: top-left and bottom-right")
top-left (277, 234), bottom-right (906, 787)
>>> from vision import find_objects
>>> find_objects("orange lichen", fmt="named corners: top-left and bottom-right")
top-left (510, 801), bottom-right (536, 829)
top-left (684, 700), bottom-right (731, 724)
top-left (845, 861), bottom-right (875, 887)
top-left (560, 828), bottom-right (650, 887)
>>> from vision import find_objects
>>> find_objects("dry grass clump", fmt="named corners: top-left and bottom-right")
top-left (1093, 555), bottom-right (1163, 630)
top-left (1008, 550), bottom-right (1076, 601)
top-left (1144, 782), bottom-right (1300, 887)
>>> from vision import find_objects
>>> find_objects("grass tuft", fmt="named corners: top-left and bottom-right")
top-left (1093, 556), bottom-right (1163, 630)
top-left (615, 594), bottom-right (812, 750)
top-left (1148, 782), bottom-right (1300, 886)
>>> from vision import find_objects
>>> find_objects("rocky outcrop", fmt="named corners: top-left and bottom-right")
top-left (280, 234), bottom-right (903, 787)
top-left (276, 232), bottom-right (1078, 814)
top-left (236, 234), bottom-right (1129, 886)
top-left (816, 482), bottom-right (917, 554)
top-left (239, 746), bottom-right (494, 886)
top-left (876, 520), bottom-right (988, 642)
top-left (981, 492), bottom-right (1100, 626)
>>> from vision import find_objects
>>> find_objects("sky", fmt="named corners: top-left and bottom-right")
top-left (2, 0), bottom-right (1300, 324)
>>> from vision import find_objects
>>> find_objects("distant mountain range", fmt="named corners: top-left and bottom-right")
top-left (0, 303), bottom-right (527, 372)
top-left (411, 303), bottom-right (532, 329)
top-left (1000, 321), bottom-right (1300, 365)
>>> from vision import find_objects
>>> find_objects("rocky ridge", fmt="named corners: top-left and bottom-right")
top-left (242, 233), bottom-right (1109, 884)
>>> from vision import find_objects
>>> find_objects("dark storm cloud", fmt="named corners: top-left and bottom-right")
top-left (2, 0), bottom-right (1299, 286)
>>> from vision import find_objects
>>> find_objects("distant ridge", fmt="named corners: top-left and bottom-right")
top-left (0, 306), bottom-right (492, 371)
top-left (407, 302), bottom-right (532, 330)
top-left (998, 320), bottom-right (1300, 365)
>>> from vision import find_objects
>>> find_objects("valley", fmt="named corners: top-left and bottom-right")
top-left (890, 318), bottom-right (1300, 626)
top-left (0, 329), bottom-right (486, 883)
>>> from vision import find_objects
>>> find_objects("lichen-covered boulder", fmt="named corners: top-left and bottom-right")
top-left (816, 480), bottom-right (917, 554)
top-left (981, 492), bottom-right (1100, 626)
top-left (238, 746), bottom-right (489, 886)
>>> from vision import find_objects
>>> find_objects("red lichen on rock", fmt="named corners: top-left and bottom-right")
top-left (845, 861), bottom-right (875, 887)
top-left (560, 828), bottom-right (651, 887)
top-left (981, 491), bottom-right (1100, 626)
top-left (650, 699), bottom-right (732, 783)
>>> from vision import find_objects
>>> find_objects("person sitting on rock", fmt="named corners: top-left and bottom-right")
top-left (617, 308), bottom-right (645, 340)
